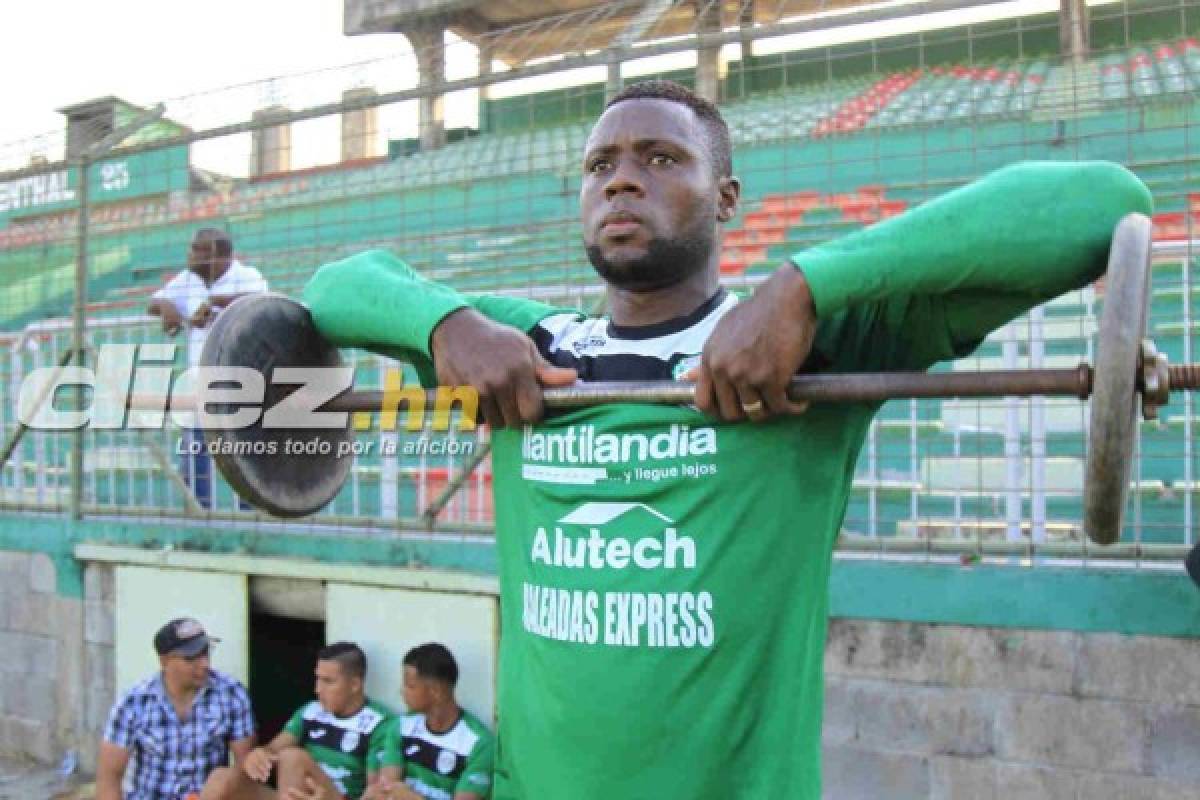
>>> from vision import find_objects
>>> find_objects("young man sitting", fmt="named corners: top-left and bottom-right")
top-left (202, 642), bottom-right (392, 800)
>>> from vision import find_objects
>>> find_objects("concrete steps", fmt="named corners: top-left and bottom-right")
top-left (1032, 62), bottom-right (1105, 120)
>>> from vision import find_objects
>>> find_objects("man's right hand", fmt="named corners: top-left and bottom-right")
top-left (282, 776), bottom-right (327, 800)
top-left (159, 304), bottom-right (184, 337)
top-left (431, 308), bottom-right (577, 428)
top-left (241, 746), bottom-right (277, 783)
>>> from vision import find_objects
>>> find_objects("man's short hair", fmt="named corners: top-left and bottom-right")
top-left (318, 641), bottom-right (367, 681)
top-left (404, 642), bottom-right (459, 688)
top-left (193, 227), bottom-right (233, 258)
top-left (605, 79), bottom-right (733, 179)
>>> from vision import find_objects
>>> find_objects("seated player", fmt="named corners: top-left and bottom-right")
top-left (369, 643), bottom-right (494, 800)
top-left (201, 642), bottom-right (391, 800)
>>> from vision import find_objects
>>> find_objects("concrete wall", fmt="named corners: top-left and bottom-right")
top-left (822, 619), bottom-right (1200, 799)
top-left (82, 563), bottom-right (115, 774)
top-left (5, 552), bottom-right (1200, 798)
top-left (0, 551), bottom-right (87, 767)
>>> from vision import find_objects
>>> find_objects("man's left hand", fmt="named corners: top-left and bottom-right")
top-left (190, 301), bottom-right (214, 328)
top-left (688, 264), bottom-right (817, 422)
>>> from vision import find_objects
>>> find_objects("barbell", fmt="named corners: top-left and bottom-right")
top-left (176, 214), bottom-right (1196, 549)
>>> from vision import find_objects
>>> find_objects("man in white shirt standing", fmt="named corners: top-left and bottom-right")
top-left (148, 228), bottom-right (268, 509)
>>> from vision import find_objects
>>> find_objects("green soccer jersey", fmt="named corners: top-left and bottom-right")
top-left (491, 403), bottom-right (866, 797)
top-left (380, 710), bottom-right (495, 799)
top-left (303, 161), bottom-right (1152, 798)
top-left (283, 699), bottom-right (392, 798)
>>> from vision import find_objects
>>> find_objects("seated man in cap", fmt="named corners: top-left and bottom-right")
top-left (97, 617), bottom-right (257, 800)
top-left (202, 642), bottom-right (392, 800)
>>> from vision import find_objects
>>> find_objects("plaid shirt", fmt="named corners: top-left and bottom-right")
top-left (103, 669), bottom-right (256, 800)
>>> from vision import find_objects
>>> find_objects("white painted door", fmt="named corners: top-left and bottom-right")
top-left (114, 565), bottom-right (249, 692)
top-left (326, 584), bottom-right (498, 727)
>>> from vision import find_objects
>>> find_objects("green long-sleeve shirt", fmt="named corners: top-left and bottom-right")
top-left (302, 161), bottom-right (1151, 799)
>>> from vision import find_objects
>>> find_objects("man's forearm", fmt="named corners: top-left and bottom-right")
top-left (95, 774), bottom-right (122, 800)
top-left (209, 292), bottom-right (255, 308)
top-left (792, 161), bottom-right (1153, 319)
top-left (303, 249), bottom-right (573, 387)
top-left (230, 734), bottom-right (257, 765)
top-left (261, 731), bottom-right (297, 756)
top-left (304, 249), bottom-right (470, 363)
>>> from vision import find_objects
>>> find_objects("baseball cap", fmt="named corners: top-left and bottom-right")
top-left (154, 617), bottom-right (219, 657)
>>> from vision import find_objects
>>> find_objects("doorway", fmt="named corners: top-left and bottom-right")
top-left (248, 611), bottom-right (325, 742)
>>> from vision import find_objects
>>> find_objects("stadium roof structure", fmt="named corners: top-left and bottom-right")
top-left (53, 97), bottom-right (189, 162)
top-left (345, 0), bottom-right (1021, 148)
top-left (347, 0), bottom-right (937, 66)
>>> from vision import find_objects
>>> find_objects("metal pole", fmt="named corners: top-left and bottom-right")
top-left (1003, 326), bottom-right (1022, 542)
top-left (421, 441), bottom-right (492, 526)
top-left (66, 105), bottom-right (166, 519)
top-left (1183, 255), bottom-right (1195, 546)
top-left (135, 431), bottom-right (205, 515)
top-left (70, 155), bottom-right (89, 520)
top-left (133, 363), bottom-right (1200, 416)
top-left (0, 348), bottom-right (76, 472)
top-left (1030, 308), bottom-right (1047, 544)
top-left (308, 367), bottom-right (1098, 411)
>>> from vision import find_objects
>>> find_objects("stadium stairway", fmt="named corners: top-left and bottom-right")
top-left (720, 187), bottom-right (908, 274)
top-left (1032, 62), bottom-right (1103, 120)
top-left (812, 72), bottom-right (922, 137)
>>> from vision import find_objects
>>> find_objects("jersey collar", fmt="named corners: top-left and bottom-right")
top-left (606, 289), bottom-right (731, 341)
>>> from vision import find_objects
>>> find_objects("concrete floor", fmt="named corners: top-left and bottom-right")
top-left (0, 756), bottom-right (91, 800)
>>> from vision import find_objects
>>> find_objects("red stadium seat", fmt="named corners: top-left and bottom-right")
top-left (1153, 211), bottom-right (1190, 240)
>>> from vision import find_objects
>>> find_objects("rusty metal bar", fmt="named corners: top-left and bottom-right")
top-left (0, 348), bottom-right (75, 473)
top-left (129, 364), bottom-right (1106, 414)
top-left (421, 441), bottom-right (493, 527)
top-left (324, 365), bottom-right (1096, 411)
top-left (129, 359), bottom-right (1200, 415)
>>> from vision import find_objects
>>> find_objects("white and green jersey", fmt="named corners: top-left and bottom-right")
top-left (489, 291), bottom-right (870, 798)
top-left (302, 161), bottom-right (1152, 799)
top-left (379, 710), bottom-right (495, 799)
top-left (283, 700), bottom-right (392, 798)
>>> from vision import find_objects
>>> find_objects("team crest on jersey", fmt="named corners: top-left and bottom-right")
top-left (341, 731), bottom-right (359, 753)
top-left (571, 334), bottom-right (607, 355)
top-left (672, 354), bottom-right (701, 380)
top-left (436, 748), bottom-right (457, 774)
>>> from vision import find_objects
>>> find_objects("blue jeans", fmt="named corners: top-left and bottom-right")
top-left (180, 429), bottom-right (213, 509)
top-left (180, 429), bottom-right (251, 511)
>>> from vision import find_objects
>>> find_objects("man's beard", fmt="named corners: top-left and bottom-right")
top-left (586, 225), bottom-right (715, 291)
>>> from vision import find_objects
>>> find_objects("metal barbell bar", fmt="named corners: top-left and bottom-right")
top-left (167, 213), bottom-right (1195, 574)
top-left (153, 357), bottom-right (1188, 413)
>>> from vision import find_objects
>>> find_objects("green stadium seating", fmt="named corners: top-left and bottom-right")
top-left (1, 40), bottom-right (1198, 538)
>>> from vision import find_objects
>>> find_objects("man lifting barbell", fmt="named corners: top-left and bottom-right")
top-left (200, 81), bottom-right (1162, 798)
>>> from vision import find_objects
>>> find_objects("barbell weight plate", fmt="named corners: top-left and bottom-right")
top-left (1084, 213), bottom-right (1153, 546)
top-left (1187, 543), bottom-right (1200, 587)
top-left (199, 293), bottom-right (353, 518)
top-left (199, 216), bottom-right (1156, 529)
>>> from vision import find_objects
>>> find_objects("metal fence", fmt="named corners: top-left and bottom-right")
top-left (0, 0), bottom-right (1196, 567)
